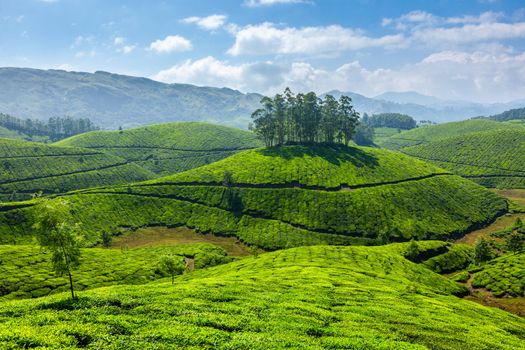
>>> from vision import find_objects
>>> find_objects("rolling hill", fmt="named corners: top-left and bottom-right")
top-left (56, 122), bottom-right (263, 177)
top-left (0, 144), bottom-right (507, 248)
top-left (0, 244), bottom-right (523, 349)
top-left (401, 129), bottom-right (525, 189)
top-left (378, 119), bottom-right (524, 150)
top-left (0, 138), bottom-right (155, 201)
top-left (0, 68), bottom-right (263, 129)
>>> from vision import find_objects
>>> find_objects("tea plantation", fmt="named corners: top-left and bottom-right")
top-left (0, 145), bottom-right (507, 249)
top-left (0, 138), bottom-right (155, 201)
top-left (56, 122), bottom-right (263, 177)
top-left (0, 244), bottom-right (524, 349)
top-left (471, 252), bottom-right (525, 297)
top-left (0, 244), bottom-right (231, 299)
top-left (379, 119), bottom-right (524, 150)
top-left (401, 129), bottom-right (525, 189)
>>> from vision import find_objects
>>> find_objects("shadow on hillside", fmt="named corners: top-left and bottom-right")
top-left (258, 143), bottom-right (379, 168)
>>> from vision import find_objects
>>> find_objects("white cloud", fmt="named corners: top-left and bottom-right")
top-left (412, 21), bottom-right (525, 45)
top-left (181, 15), bottom-right (227, 30)
top-left (227, 23), bottom-right (406, 56)
top-left (152, 56), bottom-right (286, 92)
top-left (152, 48), bottom-right (525, 103)
top-left (114, 36), bottom-right (125, 46)
top-left (118, 45), bottom-right (136, 54)
top-left (244, 0), bottom-right (312, 7)
top-left (113, 36), bottom-right (136, 54)
top-left (147, 35), bottom-right (192, 54)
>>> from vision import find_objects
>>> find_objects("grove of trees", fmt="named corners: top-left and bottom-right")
top-left (362, 113), bottom-right (417, 130)
top-left (0, 113), bottom-right (99, 140)
top-left (250, 88), bottom-right (360, 147)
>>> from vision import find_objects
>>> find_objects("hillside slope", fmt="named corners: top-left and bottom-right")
top-left (0, 244), bottom-right (523, 349)
top-left (401, 129), bottom-right (525, 188)
top-left (0, 138), bottom-right (154, 201)
top-left (0, 68), bottom-right (263, 129)
top-left (379, 119), bottom-right (524, 150)
top-left (56, 122), bottom-right (263, 176)
top-left (1, 145), bottom-right (506, 247)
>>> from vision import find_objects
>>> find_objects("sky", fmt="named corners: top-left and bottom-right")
top-left (1, 0), bottom-right (525, 103)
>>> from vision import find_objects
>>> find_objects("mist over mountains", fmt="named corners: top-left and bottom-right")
top-left (0, 67), bottom-right (523, 129)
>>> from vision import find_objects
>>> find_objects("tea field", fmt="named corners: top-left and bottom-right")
top-left (0, 244), bottom-right (523, 349)
top-left (0, 138), bottom-right (155, 201)
top-left (56, 122), bottom-right (263, 176)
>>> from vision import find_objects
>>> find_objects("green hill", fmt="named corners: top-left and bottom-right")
top-left (379, 119), bottom-right (524, 150)
top-left (0, 138), bottom-right (154, 201)
top-left (0, 243), bottom-right (231, 300)
top-left (56, 122), bottom-right (263, 177)
top-left (471, 252), bottom-right (525, 297)
top-left (401, 129), bottom-right (525, 188)
top-left (1, 145), bottom-right (507, 248)
top-left (0, 244), bottom-right (524, 349)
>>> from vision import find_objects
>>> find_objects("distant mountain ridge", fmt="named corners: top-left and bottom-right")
top-left (1, 67), bottom-right (524, 128)
top-left (326, 90), bottom-right (525, 122)
top-left (0, 68), bottom-right (263, 129)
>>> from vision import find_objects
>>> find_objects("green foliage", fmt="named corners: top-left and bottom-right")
top-left (471, 252), bottom-right (525, 297)
top-left (362, 112), bottom-right (417, 130)
top-left (352, 123), bottom-right (375, 146)
top-left (0, 113), bottom-right (99, 141)
top-left (380, 119), bottom-right (524, 150)
top-left (0, 145), bottom-right (507, 249)
top-left (489, 107), bottom-right (525, 122)
top-left (404, 240), bottom-right (420, 261)
top-left (422, 244), bottom-right (474, 274)
top-left (474, 238), bottom-right (494, 264)
top-left (32, 200), bottom-right (83, 299)
top-left (56, 122), bottom-right (263, 176)
top-left (159, 254), bottom-right (186, 284)
top-left (402, 129), bottom-right (525, 188)
top-left (0, 243), bottom-right (230, 299)
top-left (0, 138), bottom-right (155, 201)
top-left (251, 89), bottom-right (359, 147)
top-left (0, 245), bottom-right (523, 349)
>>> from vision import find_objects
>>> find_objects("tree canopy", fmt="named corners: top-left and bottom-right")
top-left (0, 113), bottom-right (99, 141)
top-left (250, 88), bottom-right (359, 147)
top-left (362, 113), bottom-right (417, 130)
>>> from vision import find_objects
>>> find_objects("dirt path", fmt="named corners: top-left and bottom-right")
top-left (111, 226), bottom-right (253, 257)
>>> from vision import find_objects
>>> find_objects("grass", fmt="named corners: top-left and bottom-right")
top-left (0, 145), bottom-right (507, 249)
top-left (56, 122), bottom-right (263, 177)
top-left (456, 213), bottom-right (525, 246)
top-left (0, 244), bottom-right (524, 349)
top-left (494, 189), bottom-right (525, 211)
top-left (112, 226), bottom-right (253, 256)
top-left (0, 243), bottom-right (232, 300)
top-left (0, 138), bottom-right (155, 201)
top-left (401, 129), bottom-right (525, 189)
top-left (379, 119), bottom-right (524, 150)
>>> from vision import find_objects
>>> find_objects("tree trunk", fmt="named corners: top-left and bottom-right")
top-left (68, 271), bottom-right (75, 299)
top-left (171, 274), bottom-right (174, 285)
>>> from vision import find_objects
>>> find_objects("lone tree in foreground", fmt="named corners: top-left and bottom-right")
top-left (33, 199), bottom-right (83, 300)
top-left (159, 254), bottom-right (186, 284)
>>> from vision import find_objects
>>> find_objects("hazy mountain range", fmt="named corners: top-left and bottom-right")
top-left (0, 67), bottom-right (523, 129)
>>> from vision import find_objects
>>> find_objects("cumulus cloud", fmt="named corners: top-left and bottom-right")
top-left (113, 36), bottom-right (136, 54)
top-left (227, 23), bottom-right (406, 56)
top-left (181, 15), bottom-right (227, 30)
top-left (152, 48), bottom-right (525, 103)
top-left (152, 56), bottom-right (286, 92)
top-left (244, 0), bottom-right (312, 7)
top-left (147, 35), bottom-right (192, 53)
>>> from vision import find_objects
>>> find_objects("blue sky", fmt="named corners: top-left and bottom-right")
top-left (1, 0), bottom-right (525, 103)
